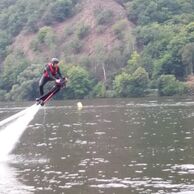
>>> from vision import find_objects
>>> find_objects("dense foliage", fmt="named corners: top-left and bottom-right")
top-left (158, 75), bottom-right (187, 96)
top-left (0, 0), bottom-right (194, 101)
top-left (0, 0), bottom-right (78, 60)
top-left (127, 0), bottom-right (194, 80)
top-left (113, 67), bottom-right (149, 97)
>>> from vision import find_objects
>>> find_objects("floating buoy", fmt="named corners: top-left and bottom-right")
top-left (77, 102), bottom-right (83, 110)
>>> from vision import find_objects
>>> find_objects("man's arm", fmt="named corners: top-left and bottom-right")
top-left (57, 68), bottom-right (62, 79)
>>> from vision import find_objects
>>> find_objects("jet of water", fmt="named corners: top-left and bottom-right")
top-left (0, 104), bottom-right (40, 161)
top-left (0, 162), bottom-right (34, 193)
top-left (0, 108), bottom-right (29, 127)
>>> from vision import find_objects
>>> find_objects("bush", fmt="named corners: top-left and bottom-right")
top-left (112, 19), bottom-right (128, 39)
top-left (7, 81), bottom-right (35, 101)
top-left (76, 24), bottom-right (90, 39)
top-left (94, 8), bottom-right (114, 25)
top-left (92, 81), bottom-right (106, 97)
top-left (42, 0), bottom-right (75, 24)
top-left (30, 39), bottom-right (40, 51)
top-left (37, 26), bottom-right (54, 44)
top-left (64, 26), bottom-right (74, 37)
top-left (64, 65), bottom-right (92, 99)
top-left (31, 26), bottom-right (55, 51)
top-left (0, 30), bottom-right (10, 60)
top-left (130, 67), bottom-right (150, 96)
top-left (70, 37), bottom-right (83, 54)
top-left (0, 90), bottom-right (6, 101)
top-left (5, 63), bottom-right (42, 101)
top-left (113, 72), bottom-right (131, 97)
top-left (0, 52), bottom-right (29, 91)
top-left (50, 0), bottom-right (74, 22)
top-left (158, 75), bottom-right (187, 96)
top-left (113, 67), bottom-right (149, 97)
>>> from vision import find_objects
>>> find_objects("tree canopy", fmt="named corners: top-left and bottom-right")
top-left (0, 0), bottom-right (194, 100)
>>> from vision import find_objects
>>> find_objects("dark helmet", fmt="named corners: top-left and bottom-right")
top-left (51, 58), bottom-right (59, 64)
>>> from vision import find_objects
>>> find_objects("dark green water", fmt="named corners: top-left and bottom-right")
top-left (1, 97), bottom-right (194, 194)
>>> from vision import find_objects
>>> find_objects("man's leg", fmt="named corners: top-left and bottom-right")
top-left (39, 76), bottom-right (49, 96)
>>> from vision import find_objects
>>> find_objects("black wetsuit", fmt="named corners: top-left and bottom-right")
top-left (39, 64), bottom-right (62, 96)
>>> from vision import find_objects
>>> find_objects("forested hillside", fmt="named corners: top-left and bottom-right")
top-left (0, 0), bottom-right (194, 101)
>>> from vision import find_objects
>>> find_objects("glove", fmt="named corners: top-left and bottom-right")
top-left (55, 79), bottom-right (61, 84)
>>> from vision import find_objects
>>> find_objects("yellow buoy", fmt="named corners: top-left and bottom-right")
top-left (77, 102), bottom-right (83, 110)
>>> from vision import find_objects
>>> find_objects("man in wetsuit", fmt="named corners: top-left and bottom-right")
top-left (39, 58), bottom-right (63, 96)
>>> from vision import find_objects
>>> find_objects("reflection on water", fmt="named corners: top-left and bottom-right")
top-left (1, 98), bottom-right (194, 193)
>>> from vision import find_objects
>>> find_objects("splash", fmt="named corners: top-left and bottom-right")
top-left (0, 162), bottom-right (35, 194)
top-left (0, 104), bottom-right (40, 161)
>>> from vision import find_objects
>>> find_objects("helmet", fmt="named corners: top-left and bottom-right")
top-left (51, 58), bottom-right (59, 64)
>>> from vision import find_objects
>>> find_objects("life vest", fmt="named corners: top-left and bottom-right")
top-left (44, 63), bottom-right (59, 78)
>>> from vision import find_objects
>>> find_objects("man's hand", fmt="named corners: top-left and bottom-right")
top-left (55, 79), bottom-right (61, 84)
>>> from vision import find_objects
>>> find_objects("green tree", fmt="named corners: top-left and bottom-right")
top-left (0, 52), bottom-right (29, 92)
top-left (112, 19), bottom-right (128, 40)
top-left (92, 81), bottom-right (106, 97)
top-left (0, 90), bottom-right (6, 101)
top-left (69, 37), bottom-right (83, 54)
top-left (0, 30), bottom-right (10, 60)
top-left (37, 26), bottom-right (54, 44)
top-left (130, 67), bottom-right (150, 96)
top-left (52, 0), bottom-right (74, 22)
top-left (3, 63), bottom-right (42, 101)
top-left (94, 8), bottom-right (114, 25)
top-left (113, 67), bottom-right (149, 97)
top-left (180, 43), bottom-right (194, 76)
top-left (129, 0), bottom-right (194, 80)
top-left (76, 24), bottom-right (90, 39)
top-left (64, 65), bottom-right (92, 99)
top-left (158, 74), bottom-right (187, 96)
top-left (127, 51), bottom-right (140, 73)
top-left (128, 0), bottom-right (194, 25)
top-left (113, 71), bottom-right (131, 97)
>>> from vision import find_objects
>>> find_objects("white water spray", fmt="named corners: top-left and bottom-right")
top-left (0, 108), bottom-right (29, 127)
top-left (0, 104), bottom-right (40, 161)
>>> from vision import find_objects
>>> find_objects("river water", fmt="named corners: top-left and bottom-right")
top-left (1, 97), bottom-right (194, 194)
